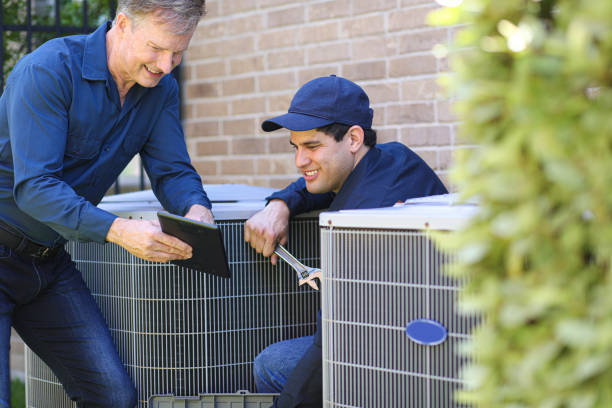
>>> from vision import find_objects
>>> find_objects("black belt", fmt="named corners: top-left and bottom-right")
top-left (0, 221), bottom-right (63, 259)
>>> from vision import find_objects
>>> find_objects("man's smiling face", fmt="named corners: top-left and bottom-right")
top-left (114, 12), bottom-right (194, 89)
top-left (290, 129), bottom-right (356, 194)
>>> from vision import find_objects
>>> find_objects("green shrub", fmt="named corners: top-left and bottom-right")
top-left (11, 378), bottom-right (25, 408)
top-left (430, 0), bottom-right (612, 406)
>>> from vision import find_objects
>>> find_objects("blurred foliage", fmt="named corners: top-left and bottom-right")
top-left (429, 0), bottom-right (612, 406)
top-left (11, 378), bottom-right (25, 408)
top-left (2, 0), bottom-right (112, 87)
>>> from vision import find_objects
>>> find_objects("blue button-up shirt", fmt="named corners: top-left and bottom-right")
top-left (267, 142), bottom-right (448, 216)
top-left (0, 22), bottom-right (210, 247)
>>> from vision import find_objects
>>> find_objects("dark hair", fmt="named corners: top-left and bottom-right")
top-left (317, 123), bottom-right (377, 147)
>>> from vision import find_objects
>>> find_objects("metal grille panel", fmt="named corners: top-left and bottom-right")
top-left (321, 227), bottom-right (477, 408)
top-left (25, 218), bottom-right (320, 407)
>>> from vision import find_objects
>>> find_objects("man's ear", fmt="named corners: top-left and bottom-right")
top-left (347, 125), bottom-right (365, 153)
top-left (114, 12), bottom-right (130, 35)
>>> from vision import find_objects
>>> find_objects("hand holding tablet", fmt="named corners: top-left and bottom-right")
top-left (157, 211), bottom-right (231, 278)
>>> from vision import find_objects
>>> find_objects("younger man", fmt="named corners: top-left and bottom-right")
top-left (244, 75), bottom-right (447, 407)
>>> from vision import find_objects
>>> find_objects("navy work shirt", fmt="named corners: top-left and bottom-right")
top-left (268, 141), bottom-right (448, 215)
top-left (267, 141), bottom-right (448, 408)
top-left (0, 22), bottom-right (210, 247)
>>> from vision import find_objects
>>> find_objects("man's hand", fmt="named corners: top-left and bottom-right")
top-left (184, 204), bottom-right (214, 224)
top-left (244, 199), bottom-right (290, 265)
top-left (106, 217), bottom-right (192, 262)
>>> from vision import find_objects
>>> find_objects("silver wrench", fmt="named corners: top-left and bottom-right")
top-left (274, 244), bottom-right (322, 290)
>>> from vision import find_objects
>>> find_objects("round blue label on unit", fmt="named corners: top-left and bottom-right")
top-left (405, 319), bottom-right (448, 346)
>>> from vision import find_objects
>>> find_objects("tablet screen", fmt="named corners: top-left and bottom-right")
top-left (157, 211), bottom-right (231, 278)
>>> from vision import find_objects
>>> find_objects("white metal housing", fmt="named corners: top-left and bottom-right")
top-left (319, 196), bottom-right (479, 408)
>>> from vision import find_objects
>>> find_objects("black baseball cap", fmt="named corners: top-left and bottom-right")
top-left (261, 75), bottom-right (373, 132)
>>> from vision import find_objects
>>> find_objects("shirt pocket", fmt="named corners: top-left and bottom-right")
top-left (65, 131), bottom-right (100, 160)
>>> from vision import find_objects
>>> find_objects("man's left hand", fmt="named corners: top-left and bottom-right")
top-left (184, 204), bottom-right (215, 224)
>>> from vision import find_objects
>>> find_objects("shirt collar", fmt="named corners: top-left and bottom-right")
top-left (82, 21), bottom-right (112, 81)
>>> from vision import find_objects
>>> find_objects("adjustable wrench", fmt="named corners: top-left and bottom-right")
top-left (274, 244), bottom-right (322, 290)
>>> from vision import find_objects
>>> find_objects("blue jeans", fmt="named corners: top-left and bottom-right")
top-left (0, 244), bottom-right (137, 408)
top-left (253, 335), bottom-right (314, 393)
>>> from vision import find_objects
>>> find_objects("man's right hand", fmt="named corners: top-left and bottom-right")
top-left (106, 217), bottom-right (192, 263)
top-left (244, 199), bottom-right (290, 265)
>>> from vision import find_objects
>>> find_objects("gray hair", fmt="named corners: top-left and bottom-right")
top-left (116, 0), bottom-right (206, 34)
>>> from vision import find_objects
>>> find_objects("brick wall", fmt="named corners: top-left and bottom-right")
top-left (183, 0), bottom-right (458, 190)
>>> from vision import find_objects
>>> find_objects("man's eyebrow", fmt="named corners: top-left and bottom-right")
top-left (147, 41), bottom-right (186, 53)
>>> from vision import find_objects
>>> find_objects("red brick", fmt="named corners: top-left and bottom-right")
top-left (195, 100), bottom-right (229, 117)
top-left (399, 29), bottom-right (448, 53)
top-left (438, 148), bottom-right (454, 170)
top-left (196, 140), bottom-right (230, 156)
top-left (258, 28), bottom-right (299, 50)
top-left (223, 77), bottom-right (255, 96)
top-left (353, 0), bottom-right (396, 14)
top-left (184, 121), bottom-right (220, 138)
top-left (352, 37), bottom-right (397, 61)
top-left (401, 125), bottom-right (451, 146)
top-left (226, 14), bottom-right (264, 36)
top-left (220, 158), bottom-right (256, 175)
top-left (298, 22), bottom-right (340, 45)
top-left (307, 43), bottom-right (350, 64)
top-left (204, 1), bottom-right (219, 17)
top-left (298, 66), bottom-right (340, 85)
top-left (231, 137), bottom-right (268, 155)
top-left (308, 0), bottom-right (352, 21)
top-left (270, 176), bottom-right (300, 189)
top-left (341, 15), bottom-right (385, 38)
top-left (362, 83), bottom-right (400, 104)
top-left (259, 0), bottom-right (296, 7)
top-left (185, 82), bottom-right (221, 99)
top-left (187, 41), bottom-right (223, 59)
top-left (198, 21), bottom-right (225, 38)
top-left (375, 128), bottom-right (399, 144)
top-left (402, 78), bottom-right (441, 101)
top-left (268, 134), bottom-right (293, 153)
top-left (232, 97), bottom-right (267, 115)
top-left (193, 159), bottom-right (218, 175)
top-left (389, 55), bottom-right (438, 77)
top-left (387, 103), bottom-right (435, 124)
top-left (256, 155), bottom-right (295, 174)
top-left (229, 55), bottom-right (264, 75)
top-left (389, 6), bottom-right (439, 31)
top-left (268, 6), bottom-right (306, 28)
top-left (437, 100), bottom-right (458, 122)
top-left (267, 49), bottom-right (306, 69)
top-left (412, 148), bottom-right (438, 169)
top-left (342, 61), bottom-right (386, 81)
top-left (267, 93), bottom-right (294, 113)
top-left (220, 36), bottom-right (255, 57)
top-left (194, 61), bottom-right (226, 79)
top-left (259, 72), bottom-right (296, 92)
top-left (223, 118), bottom-right (257, 136)
top-left (221, 0), bottom-right (257, 15)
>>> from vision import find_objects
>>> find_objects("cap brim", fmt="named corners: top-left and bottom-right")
top-left (261, 112), bottom-right (334, 132)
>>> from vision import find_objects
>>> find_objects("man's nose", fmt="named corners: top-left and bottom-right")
top-left (295, 148), bottom-right (310, 168)
top-left (158, 52), bottom-right (174, 74)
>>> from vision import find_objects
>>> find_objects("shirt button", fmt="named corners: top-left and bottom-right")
top-left (104, 146), bottom-right (110, 152)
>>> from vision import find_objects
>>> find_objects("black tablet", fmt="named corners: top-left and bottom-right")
top-left (157, 211), bottom-right (231, 278)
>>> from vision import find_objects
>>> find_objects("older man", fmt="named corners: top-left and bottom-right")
top-left (0, 1), bottom-right (210, 406)
top-left (245, 75), bottom-right (448, 407)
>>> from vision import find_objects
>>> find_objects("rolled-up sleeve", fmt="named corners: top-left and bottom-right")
top-left (6, 63), bottom-right (116, 243)
top-left (140, 79), bottom-right (211, 216)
